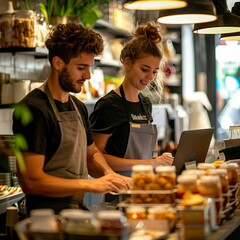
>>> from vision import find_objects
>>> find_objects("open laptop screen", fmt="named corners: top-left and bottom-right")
top-left (172, 128), bottom-right (214, 175)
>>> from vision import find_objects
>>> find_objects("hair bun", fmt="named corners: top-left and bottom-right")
top-left (133, 22), bottom-right (162, 44)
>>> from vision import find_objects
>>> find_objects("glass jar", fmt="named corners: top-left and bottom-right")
top-left (0, 13), bottom-right (14, 48)
top-left (197, 163), bottom-right (216, 172)
top-left (220, 162), bottom-right (239, 202)
top-left (177, 174), bottom-right (198, 199)
top-left (155, 166), bottom-right (176, 190)
top-left (220, 163), bottom-right (238, 186)
top-left (148, 206), bottom-right (177, 232)
top-left (125, 206), bottom-right (146, 220)
top-left (198, 175), bottom-right (222, 198)
top-left (154, 166), bottom-right (176, 204)
top-left (12, 10), bottom-right (36, 48)
top-left (206, 169), bottom-right (229, 194)
top-left (182, 169), bottom-right (205, 178)
top-left (206, 169), bottom-right (229, 210)
top-left (132, 165), bottom-right (154, 190)
top-left (132, 165), bottom-right (155, 203)
top-left (229, 125), bottom-right (240, 139)
top-left (197, 175), bottom-right (223, 216)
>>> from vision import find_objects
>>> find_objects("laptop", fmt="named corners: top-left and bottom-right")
top-left (172, 128), bottom-right (214, 175)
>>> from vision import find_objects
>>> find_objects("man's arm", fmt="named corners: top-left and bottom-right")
top-left (87, 142), bottom-right (132, 187)
top-left (17, 151), bottom-right (131, 198)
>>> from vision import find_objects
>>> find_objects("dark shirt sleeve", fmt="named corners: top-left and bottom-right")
top-left (12, 104), bottom-right (51, 155)
top-left (89, 97), bottom-right (127, 134)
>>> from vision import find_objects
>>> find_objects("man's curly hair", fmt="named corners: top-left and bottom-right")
top-left (45, 23), bottom-right (104, 65)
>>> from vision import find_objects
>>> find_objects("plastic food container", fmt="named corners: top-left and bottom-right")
top-left (61, 210), bottom-right (100, 235)
top-left (96, 210), bottom-right (128, 234)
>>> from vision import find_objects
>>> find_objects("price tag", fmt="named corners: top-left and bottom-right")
top-left (185, 160), bottom-right (197, 170)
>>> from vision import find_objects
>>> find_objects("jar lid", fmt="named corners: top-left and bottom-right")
top-left (60, 209), bottom-right (92, 219)
top-left (229, 125), bottom-right (240, 130)
top-left (197, 163), bottom-right (216, 170)
top-left (125, 206), bottom-right (146, 214)
top-left (155, 165), bottom-right (176, 173)
top-left (132, 165), bottom-right (153, 172)
top-left (220, 163), bottom-right (238, 169)
top-left (182, 169), bottom-right (205, 176)
top-left (199, 175), bottom-right (220, 183)
top-left (207, 169), bottom-right (227, 175)
top-left (148, 206), bottom-right (167, 214)
top-left (177, 174), bottom-right (197, 183)
top-left (30, 209), bottom-right (54, 218)
top-left (97, 210), bottom-right (122, 220)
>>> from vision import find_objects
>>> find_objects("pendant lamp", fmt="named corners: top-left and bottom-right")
top-left (220, 2), bottom-right (240, 41)
top-left (193, 0), bottom-right (240, 34)
top-left (157, 0), bottom-right (217, 25)
top-left (122, 0), bottom-right (187, 10)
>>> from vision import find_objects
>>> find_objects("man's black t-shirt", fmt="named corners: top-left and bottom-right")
top-left (89, 90), bottom-right (153, 158)
top-left (12, 89), bottom-right (93, 165)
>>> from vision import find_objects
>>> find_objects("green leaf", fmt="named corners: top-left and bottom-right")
top-left (38, 3), bottom-right (49, 24)
top-left (14, 104), bottom-right (33, 126)
top-left (14, 134), bottom-right (28, 151)
top-left (13, 149), bottom-right (26, 173)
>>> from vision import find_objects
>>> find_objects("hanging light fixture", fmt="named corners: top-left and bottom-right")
top-left (157, 0), bottom-right (217, 25)
top-left (193, 0), bottom-right (240, 34)
top-left (122, 0), bottom-right (187, 10)
top-left (220, 2), bottom-right (240, 41)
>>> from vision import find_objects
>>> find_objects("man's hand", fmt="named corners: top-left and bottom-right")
top-left (90, 172), bottom-right (132, 193)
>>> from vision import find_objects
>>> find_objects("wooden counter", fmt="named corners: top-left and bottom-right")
top-left (168, 209), bottom-right (240, 240)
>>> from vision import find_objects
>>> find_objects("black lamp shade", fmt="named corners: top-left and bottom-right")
top-left (157, 0), bottom-right (216, 25)
top-left (193, 11), bottom-right (240, 34)
top-left (219, 2), bottom-right (240, 39)
top-left (122, 0), bottom-right (187, 10)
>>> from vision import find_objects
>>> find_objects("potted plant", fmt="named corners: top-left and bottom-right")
top-left (37, 0), bottom-right (109, 27)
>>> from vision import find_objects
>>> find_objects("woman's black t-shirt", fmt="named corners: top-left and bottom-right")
top-left (12, 89), bottom-right (93, 165)
top-left (89, 90), bottom-right (152, 158)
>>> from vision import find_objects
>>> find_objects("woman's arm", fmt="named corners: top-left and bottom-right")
top-left (93, 133), bottom-right (174, 171)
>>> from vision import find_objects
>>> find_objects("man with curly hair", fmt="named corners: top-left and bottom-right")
top-left (12, 23), bottom-right (132, 215)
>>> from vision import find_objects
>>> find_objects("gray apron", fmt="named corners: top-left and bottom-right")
top-left (104, 85), bottom-right (158, 203)
top-left (118, 85), bottom-right (158, 176)
top-left (26, 83), bottom-right (88, 213)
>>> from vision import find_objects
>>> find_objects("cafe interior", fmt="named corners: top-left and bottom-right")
top-left (0, 0), bottom-right (240, 239)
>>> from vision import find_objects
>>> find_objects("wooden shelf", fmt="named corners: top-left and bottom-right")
top-left (0, 47), bottom-right (48, 58)
top-left (94, 19), bottom-right (130, 38)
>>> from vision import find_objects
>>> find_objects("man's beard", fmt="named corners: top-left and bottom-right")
top-left (59, 67), bottom-right (78, 93)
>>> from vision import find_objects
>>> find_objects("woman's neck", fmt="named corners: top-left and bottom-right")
top-left (121, 82), bottom-right (140, 102)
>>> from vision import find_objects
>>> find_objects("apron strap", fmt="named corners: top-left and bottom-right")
top-left (43, 82), bottom-right (61, 121)
top-left (43, 83), bottom-right (81, 122)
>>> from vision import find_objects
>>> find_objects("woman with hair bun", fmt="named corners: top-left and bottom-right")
top-left (90, 22), bottom-right (173, 201)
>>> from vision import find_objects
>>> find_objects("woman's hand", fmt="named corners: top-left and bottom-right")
top-left (154, 152), bottom-right (174, 167)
